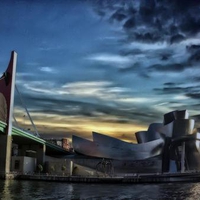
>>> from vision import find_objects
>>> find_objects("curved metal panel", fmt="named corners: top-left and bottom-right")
top-left (135, 123), bottom-right (163, 143)
top-left (135, 131), bottom-right (148, 143)
top-left (158, 119), bottom-right (194, 138)
top-left (172, 119), bottom-right (194, 138)
top-left (147, 123), bottom-right (163, 139)
top-left (72, 133), bottom-right (164, 160)
top-left (158, 121), bottom-right (174, 137)
top-left (163, 110), bottom-right (189, 125)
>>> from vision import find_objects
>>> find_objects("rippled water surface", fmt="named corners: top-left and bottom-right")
top-left (0, 180), bottom-right (200, 199)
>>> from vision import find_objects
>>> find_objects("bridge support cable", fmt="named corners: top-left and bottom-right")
top-left (15, 84), bottom-right (40, 137)
top-left (13, 114), bottom-right (19, 128)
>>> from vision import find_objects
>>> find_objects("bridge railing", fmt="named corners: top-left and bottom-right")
top-left (0, 120), bottom-right (72, 153)
top-left (0, 120), bottom-right (6, 133)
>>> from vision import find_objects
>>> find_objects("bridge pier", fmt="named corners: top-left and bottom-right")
top-left (0, 135), bottom-right (12, 179)
top-left (36, 144), bottom-right (46, 166)
top-left (19, 144), bottom-right (46, 166)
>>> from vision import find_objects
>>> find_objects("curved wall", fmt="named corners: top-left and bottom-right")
top-left (73, 133), bottom-right (164, 161)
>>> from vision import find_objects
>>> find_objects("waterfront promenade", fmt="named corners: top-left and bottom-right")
top-left (5, 171), bottom-right (200, 184)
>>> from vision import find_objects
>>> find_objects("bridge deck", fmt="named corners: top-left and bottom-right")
top-left (0, 120), bottom-right (73, 156)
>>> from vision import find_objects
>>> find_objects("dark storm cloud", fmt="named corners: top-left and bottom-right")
top-left (193, 77), bottom-right (200, 82)
top-left (119, 49), bottom-right (142, 56)
top-left (170, 34), bottom-right (185, 44)
top-left (180, 15), bottom-right (200, 36)
top-left (132, 109), bottom-right (164, 125)
top-left (88, 0), bottom-right (200, 89)
top-left (188, 50), bottom-right (200, 63)
top-left (186, 93), bottom-right (200, 99)
top-left (148, 63), bottom-right (189, 73)
top-left (163, 82), bottom-right (176, 86)
top-left (160, 53), bottom-right (172, 61)
top-left (91, 0), bottom-right (200, 43)
top-left (123, 17), bottom-right (135, 29)
top-left (153, 84), bottom-right (195, 95)
top-left (117, 46), bottom-right (175, 77)
top-left (184, 44), bottom-right (200, 65)
top-left (186, 44), bottom-right (200, 53)
top-left (171, 0), bottom-right (200, 10)
top-left (16, 93), bottom-right (163, 125)
top-left (110, 9), bottom-right (127, 22)
top-left (154, 87), bottom-right (185, 95)
top-left (133, 32), bottom-right (162, 43)
top-left (17, 94), bottom-right (126, 118)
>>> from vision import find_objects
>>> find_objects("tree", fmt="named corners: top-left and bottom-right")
top-left (96, 158), bottom-right (114, 177)
top-left (37, 164), bottom-right (43, 174)
top-left (61, 165), bottom-right (66, 176)
top-left (50, 165), bottom-right (55, 174)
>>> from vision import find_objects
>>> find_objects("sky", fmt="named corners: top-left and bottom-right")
top-left (1, 0), bottom-right (200, 142)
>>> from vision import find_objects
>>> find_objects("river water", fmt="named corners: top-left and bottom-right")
top-left (0, 180), bottom-right (200, 200)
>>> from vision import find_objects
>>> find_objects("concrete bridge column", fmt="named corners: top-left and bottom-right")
top-left (0, 135), bottom-right (12, 178)
top-left (35, 144), bottom-right (46, 166)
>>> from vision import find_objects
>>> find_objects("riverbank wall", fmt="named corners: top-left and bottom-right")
top-left (3, 172), bottom-right (200, 184)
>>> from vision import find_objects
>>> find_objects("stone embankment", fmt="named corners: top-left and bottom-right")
top-left (10, 172), bottom-right (200, 183)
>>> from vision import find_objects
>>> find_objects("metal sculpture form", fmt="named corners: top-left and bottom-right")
top-left (72, 110), bottom-right (200, 174)
top-left (72, 130), bottom-right (164, 161)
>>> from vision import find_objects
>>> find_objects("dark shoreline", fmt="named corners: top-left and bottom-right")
top-left (2, 172), bottom-right (200, 184)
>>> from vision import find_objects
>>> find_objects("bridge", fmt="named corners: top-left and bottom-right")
top-left (0, 120), bottom-right (72, 156)
top-left (0, 51), bottom-right (74, 179)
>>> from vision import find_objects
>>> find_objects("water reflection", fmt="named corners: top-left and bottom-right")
top-left (156, 183), bottom-right (195, 200)
top-left (0, 180), bottom-right (200, 199)
top-left (0, 180), bottom-right (12, 199)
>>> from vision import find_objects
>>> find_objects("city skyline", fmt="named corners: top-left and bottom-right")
top-left (1, 0), bottom-right (200, 142)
